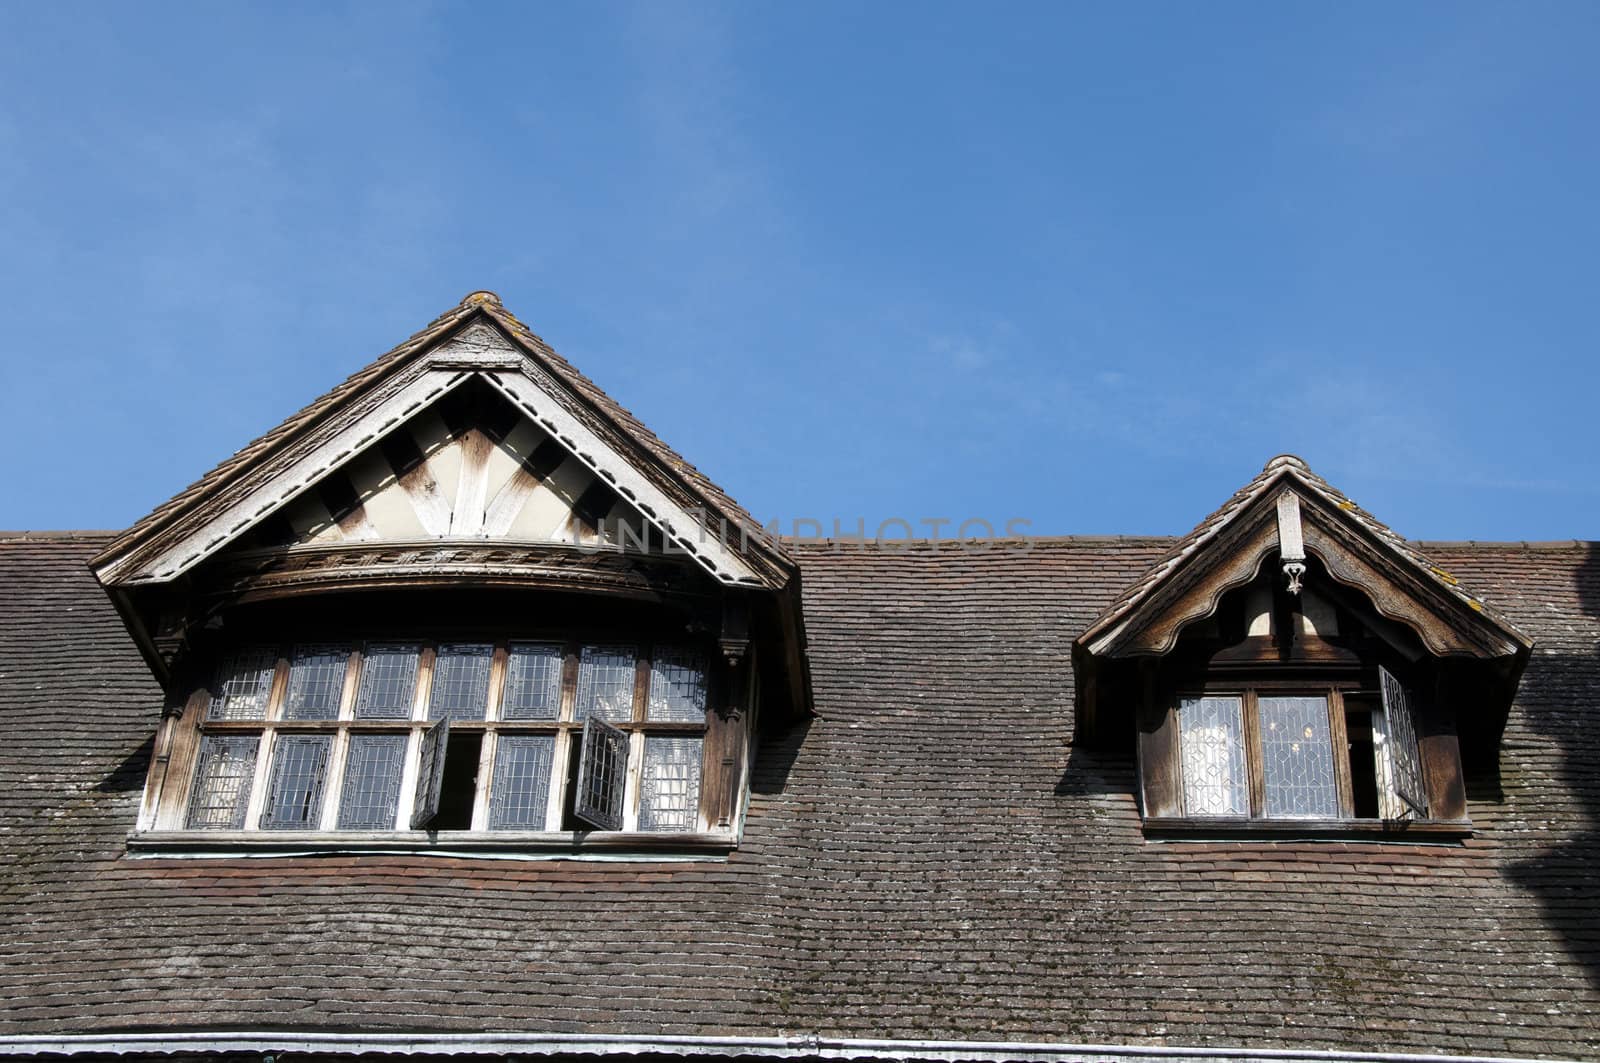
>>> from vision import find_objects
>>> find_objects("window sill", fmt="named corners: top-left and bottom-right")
top-left (1141, 816), bottom-right (1472, 842)
top-left (126, 829), bottom-right (737, 860)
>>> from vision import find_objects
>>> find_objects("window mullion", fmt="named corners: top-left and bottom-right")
top-left (487, 642), bottom-right (509, 723)
top-left (1243, 689), bottom-right (1264, 818)
top-left (266, 648), bottom-right (292, 722)
top-left (337, 648), bottom-right (361, 722)
top-left (319, 730), bottom-right (351, 831)
top-left (1328, 688), bottom-right (1355, 819)
top-left (412, 645), bottom-right (436, 722)
top-left (471, 731), bottom-right (496, 832)
top-left (241, 729), bottom-right (276, 830)
top-left (397, 728), bottom-right (423, 830)
top-left (546, 728), bottom-right (572, 832)
top-left (622, 729), bottom-right (645, 832)
top-left (558, 642), bottom-right (579, 722)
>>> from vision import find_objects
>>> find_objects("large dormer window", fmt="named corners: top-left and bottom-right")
top-left (178, 637), bottom-right (716, 839)
top-left (93, 294), bottom-right (812, 858)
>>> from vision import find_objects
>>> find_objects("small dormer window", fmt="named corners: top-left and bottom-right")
top-left (1073, 456), bottom-right (1533, 839)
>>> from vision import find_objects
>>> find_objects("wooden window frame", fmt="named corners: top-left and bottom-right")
top-left (138, 635), bottom-right (742, 854)
top-left (1150, 673), bottom-right (1468, 838)
top-left (1176, 681), bottom-right (1354, 820)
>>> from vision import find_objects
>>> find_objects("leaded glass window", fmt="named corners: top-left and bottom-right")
top-left (502, 642), bottom-right (562, 720)
top-left (260, 734), bottom-right (333, 830)
top-left (574, 717), bottom-right (629, 830)
top-left (186, 735), bottom-right (259, 829)
top-left (208, 648), bottom-right (276, 721)
top-left (429, 643), bottom-right (493, 721)
top-left (178, 637), bottom-right (722, 840)
top-left (640, 736), bottom-right (702, 831)
top-left (1259, 695), bottom-right (1338, 819)
top-left (1177, 696), bottom-right (1247, 817)
top-left (355, 643), bottom-right (420, 720)
top-left (575, 644), bottom-right (636, 721)
top-left (337, 734), bottom-right (407, 830)
top-left (489, 735), bottom-right (555, 829)
top-left (283, 644), bottom-right (349, 721)
top-left (647, 648), bottom-right (707, 722)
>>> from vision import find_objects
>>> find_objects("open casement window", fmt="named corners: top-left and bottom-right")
top-left (574, 718), bottom-right (629, 831)
top-left (143, 635), bottom-right (754, 850)
top-left (1379, 665), bottom-right (1428, 817)
top-left (1172, 680), bottom-right (1430, 824)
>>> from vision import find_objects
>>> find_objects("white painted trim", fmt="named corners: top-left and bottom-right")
top-left (0, 1030), bottom-right (1562, 1063)
top-left (105, 368), bottom-right (473, 584)
top-left (486, 370), bottom-right (765, 585)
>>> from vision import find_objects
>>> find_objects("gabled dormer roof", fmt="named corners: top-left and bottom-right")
top-left (1077, 455), bottom-right (1533, 661)
top-left (90, 292), bottom-right (794, 592)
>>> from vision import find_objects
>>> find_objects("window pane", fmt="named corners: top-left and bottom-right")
top-left (647, 648), bottom-right (708, 722)
top-left (429, 643), bottom-right (494, 721)
top-left (489, 736), bottom-right (555, 829)
top-left (260, 734), bottom-right (333, 830)
top-left (186, 735), bottom-right (259, 829)
top-left (1259, 695), bottom-right (1339, 818)
top-left (575, 644), bottom-right (637, 721)
top-left (574, 718), bottom-right (629, 830)
top-left (207, 648), bottom-right (276, 721)
top-left (355, 643), bottom-right (420, 720)
top-left (640, 736), bottom-right (702, 832)
top-left (337, 734), bottom-right (407, 830)
top-left (503, 642), bottom-right (562, 720)
top-left (1177, 696), bottom-right (1248, 817)
top-left (283, 644), bottom-right (349, 721)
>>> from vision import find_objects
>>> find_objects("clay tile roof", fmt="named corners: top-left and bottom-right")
top-left (2, 535), bottom-right (1597, 1058)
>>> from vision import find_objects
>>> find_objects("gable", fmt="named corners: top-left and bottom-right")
top-left (1078, 455), bottom-right (1532, 662)
top-left (91, 303), bottom-right (788, 591)
top-left (240, 380), bottom-right (651, 550)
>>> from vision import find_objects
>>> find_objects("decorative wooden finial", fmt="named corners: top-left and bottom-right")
top-left (1276, 491), bottom-right (1307, 594)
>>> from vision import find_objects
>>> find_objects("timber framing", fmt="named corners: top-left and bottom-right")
top-left (198, 540), bottom-right (719, 606)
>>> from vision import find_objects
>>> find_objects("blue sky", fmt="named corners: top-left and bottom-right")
top-left (2, 3), bottom-right (1596, 541)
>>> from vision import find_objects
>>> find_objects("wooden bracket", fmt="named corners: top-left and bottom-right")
top-left (719, 595), bottom-right (751, 667)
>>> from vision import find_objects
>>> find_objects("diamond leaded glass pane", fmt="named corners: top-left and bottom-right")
top-left (337, 734), bottom-right (408, 830)
top-left (1177, 696), bottom-right (1248, 817)
top-left (428, 643), bottom-right (494, 721)
top-left (207, 648), bottom-right (276, 721)
top-left (283, 644), bottom-right (349, 721)
top-left (647, 648), bottom-right (708, 722)
top-left (575, 644), bottom-right (637, 721)
top-left (354, 643), bottom-right (421, 720)
top-left (260, 734), bottom-right (333, 830)
top-left (502, 642), bottom-right (562, 720)
top-left (489, 735), bottom-right (555, 829)
top-left (640, 736), bottom-right (702, 832)
top-left (1259, 695), bottom-right (1338, 819)
top-left (186, 735), bottom-right (259, 829)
